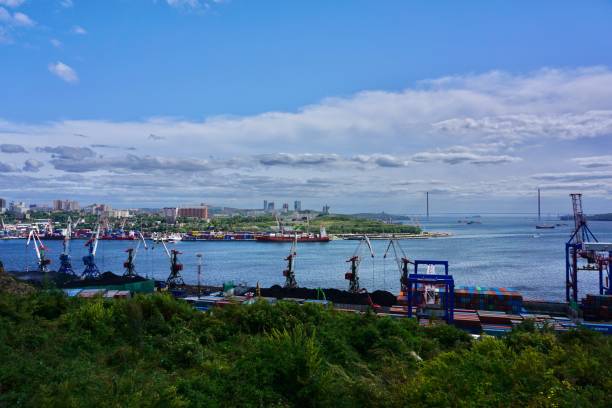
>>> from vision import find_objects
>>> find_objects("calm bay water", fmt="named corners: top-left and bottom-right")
top-left (2, 216), bottom-right (611, 301)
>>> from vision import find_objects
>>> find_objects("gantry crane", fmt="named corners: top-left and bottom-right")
top-left (82, 225), bottom-right (101, 279)
top-left (58, 217), bottom-right (75, 275)
top-left (565, 193), bottom-right (612, 303)
top-left (160, 240), bottom-right (184, 288)
top-left (26, 228), bottom-right (51, 273)
top-left (283, 235), bottom-right (298, 288)
top-left (345, 235), bottom-right (375, 293)
top-left (383, 238), bottom-right (414, 294)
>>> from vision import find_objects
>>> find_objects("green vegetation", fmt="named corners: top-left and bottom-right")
top-left (1, 292), bottom-right (610, 407)
top-left (304, 214), bottom-right (421, 234)
top-left (18, 211), bottom-right (422, 235)
top-left (560, 213), bottom-right (612, 222)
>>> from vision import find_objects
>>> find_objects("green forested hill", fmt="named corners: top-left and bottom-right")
top-left (0, 292), bottom-right (610, 407)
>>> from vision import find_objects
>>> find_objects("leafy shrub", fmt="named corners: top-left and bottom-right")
top-left (0, 292), bottom-right (610, 407)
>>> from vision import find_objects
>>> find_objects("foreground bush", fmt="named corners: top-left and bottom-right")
top-left (0, 292), bottom-right (610, 407)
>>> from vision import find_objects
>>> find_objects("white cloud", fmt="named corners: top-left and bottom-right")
top-left (60, 0), bottom-right (73, 8)
top-left (531, 171), bottom-right (612, 183)
top-left (165, 0), bottom-right (228, 11)
top-left (434, 111), bottom-right (612, 141)
top-left (256, 153), bottom-right (340, 167)
top-left (411, 150), bottom-right (522, 165)
top-left (0, 161), bottom-right (18, 172)
top-left (0, 6), bottom-right (33, 27)
top-left (571, 156), bottom-right (612, 169)
top-left (71, 25), bottom-right (86, 35)
top-left (352, 154), bottom-right (410, 168)
top-left (0, 0), bottom-right (25, 8)
top-left (0, 7), bottom-right (11, 23)
top-left (50, 38), bottom-right (62, 48)
top-left (1, 143), bottom-right (27, 153)
top-left (1, 67), bottom-right (612, 209)
top-left (12, 11), bottom-right (32, 26)
top-left (0, 26), bottom-right (10, 43)
top-left (166, 0), bottom-right (201, 8)
top-left (23, 159), bottom-right (44, 172)
top-left (48, 61), bottom-right (78, 83)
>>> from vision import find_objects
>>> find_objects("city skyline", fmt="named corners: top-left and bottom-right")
top-left (1, 1), bottom-right (612, 213)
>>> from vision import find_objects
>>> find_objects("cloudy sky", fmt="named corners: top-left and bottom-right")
top-left (1, 0), bottom-right (612, 214)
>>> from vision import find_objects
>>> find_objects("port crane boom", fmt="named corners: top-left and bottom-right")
top-left (82, 225), bottom-right (101, 279)
top-left (565, 193), bottom-right (612, 302)
top-left (345, 235), bottom-right (375, 293)
top-left (123, 232), bottom-right (148, 277)
top-left (58, 217), bottom-right (75, 275)
top-left (383, 238), bottom-right (413, 293)
top-left (283, 235), bottom-right (298, 288)
top-left (161, 239), bottom-right (184, 288)
top-left (26, 228), bottom-right (51, 273)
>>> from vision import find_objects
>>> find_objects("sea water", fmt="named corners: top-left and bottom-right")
top-left (1, 216), bottom-right (611, 301)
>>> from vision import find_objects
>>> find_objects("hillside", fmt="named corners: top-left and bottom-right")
top-left (560, 213), bottom-right (612, 221)
top-left (0, 292), bottom-right (610, 407)
top-left (302, 214), bottom-right (421, 234)
top-left (0, 263), bottom-right (35, 296)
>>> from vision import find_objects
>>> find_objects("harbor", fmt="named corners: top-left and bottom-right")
top-left (3, 201), bottom-right (611, 334)
top-left (0, 216), bottom-right (588, 299)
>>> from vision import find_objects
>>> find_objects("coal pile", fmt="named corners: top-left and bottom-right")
top-left (369, 290), bottom-right (398, 307)
top-left (260, 285), bottom-right (397, 307)
top-left (10, 271), bottom-right (77, 288)
top-left (62, 272), bottom-right (147, 288)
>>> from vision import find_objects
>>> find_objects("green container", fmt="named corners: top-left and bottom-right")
top-left (73, 279), bottom-right (155, 294)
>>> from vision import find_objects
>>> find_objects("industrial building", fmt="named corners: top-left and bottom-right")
top-left (53, 200), bottom-right (80, 212)
top-left (178, 206), bottom-right (209, 219)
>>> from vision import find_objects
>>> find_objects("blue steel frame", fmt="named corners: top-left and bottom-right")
top-left (565, 223), bottom-right (609, 303)
top-left (407, 272), bottom-right (454, 323)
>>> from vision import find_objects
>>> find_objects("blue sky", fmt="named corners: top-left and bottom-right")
top-left (1, 0), bottom-right (612, 214)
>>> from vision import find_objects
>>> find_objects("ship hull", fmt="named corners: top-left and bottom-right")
top-left (535, 225), bottom-right (555, 229)
top-left (255, 235), bottom-right (330, 243)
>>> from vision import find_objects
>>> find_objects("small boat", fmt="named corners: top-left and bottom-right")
top-left (535, 224), bottom-right (555, 229)
top-left (150, 232), bottom-right (182, 243)
top-left (166, 233), bottom-right (183, 242)
top-left (536, 188), bottom-right (555, 229)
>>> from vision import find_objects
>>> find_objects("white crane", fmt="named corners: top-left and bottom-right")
top-left (26, 228), bottom-right (51, 273)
